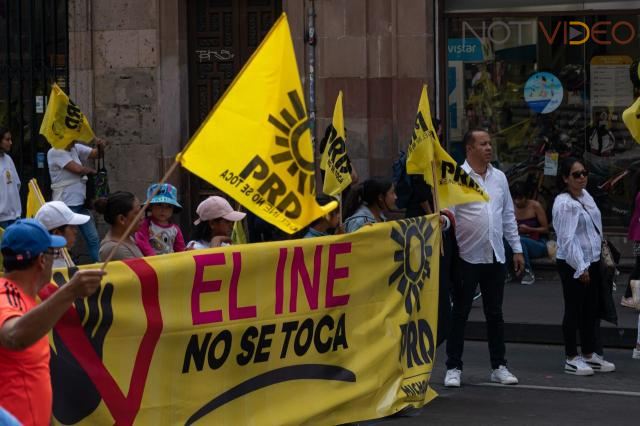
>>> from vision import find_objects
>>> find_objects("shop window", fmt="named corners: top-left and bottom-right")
top-left (446, 14), bottom-right (640, 228)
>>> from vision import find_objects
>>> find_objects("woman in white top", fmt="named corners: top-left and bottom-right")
top-left (186, 196), bottom-right (246, 250)
top-left (35, 201), bottom-right (90, 268)
top-left (552, 158), bottom-right (615, 376)
top-left (47, 139), bottom-right (107, 263)
top-left (0, 128), bottom-right (21, 229)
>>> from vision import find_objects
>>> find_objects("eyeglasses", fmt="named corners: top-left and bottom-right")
top-left (571, 170), bottom-right (589, 179)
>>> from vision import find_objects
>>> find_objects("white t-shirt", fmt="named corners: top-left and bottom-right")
top-left (47, 144), bottom-right (92, 207)
top-left (0, 154), bottom-right (21, 222)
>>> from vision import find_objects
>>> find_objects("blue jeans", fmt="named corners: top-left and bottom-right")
top-left (69, 205), bottom-right (100, 263)
top-left (505, 236), bottom-right (548, 270)
top-left (0, 219), bottom-right (17, 229)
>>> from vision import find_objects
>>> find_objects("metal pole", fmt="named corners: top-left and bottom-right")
top-left (307, 0), bottom-right (318, 189)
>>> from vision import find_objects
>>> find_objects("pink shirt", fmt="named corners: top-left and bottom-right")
top-left (134, 217), bottom-right (186, 256)
top-left (628, 193), bottom-right (640, 241)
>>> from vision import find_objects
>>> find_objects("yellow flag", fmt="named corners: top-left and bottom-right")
top-left (406, 85), bottom-right (489, 208)
top-left (40, 83), bottom-right (95, 149)
top-left (623, 96), bottom-right (640, 144)
top-left (231, 219), bottom-right (248, 245)
top-left (320, 91), bottom-right (352, 196)
top-left (178, 14), bottom-right (336, 234)
top-left (26, 179), bottom-right (45, 218)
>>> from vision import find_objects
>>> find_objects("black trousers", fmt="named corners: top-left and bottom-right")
top-left (436, 227), bottom-right (457, 347)
top-left (557, 259), bottom-right (601, 357)
top-left (446, 258), bottom-right (507, 370)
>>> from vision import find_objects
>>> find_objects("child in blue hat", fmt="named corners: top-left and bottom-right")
top-left (134, 183), bottom-right (185, 256)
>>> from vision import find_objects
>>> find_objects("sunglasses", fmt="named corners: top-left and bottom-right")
top-left (571, 170), bottom-right (589, 179)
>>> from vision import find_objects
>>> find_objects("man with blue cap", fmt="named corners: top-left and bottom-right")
top-left (0, 219), bottom-right (105, 426)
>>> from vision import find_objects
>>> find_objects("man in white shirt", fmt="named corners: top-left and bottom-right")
top-left (47, 140), bottom-right (106, 263)
top-left (0, 129), bottom-right (21, 229)
top-left (444, 129), bottom-right (524, 388)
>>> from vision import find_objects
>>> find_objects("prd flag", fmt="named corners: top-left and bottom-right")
top-left (320, 91), bottom-right (352, 196)
top-left (178, 14), bottom-right (336, 234)
top-left (623, 96), bottom-right (640, 144)
top-left (26, 179), bottom-right (45, 218)
top-left (40, 83), bottom-right (96, 149)
top-left (406, 85), bottom-right (489, 208)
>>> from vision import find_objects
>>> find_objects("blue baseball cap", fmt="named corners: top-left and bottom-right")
top-left (146, 183), bottom-right (182, 212)
top-left (0, 219), bottom-right (66, 260)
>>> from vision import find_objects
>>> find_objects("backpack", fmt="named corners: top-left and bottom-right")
top-left (392, 151), bottom-right (412, 209)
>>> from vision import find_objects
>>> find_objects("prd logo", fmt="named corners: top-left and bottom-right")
top-left (268, 90), bottom-right (316, 195)
top-left (388, 217), bottom-right (434, 314)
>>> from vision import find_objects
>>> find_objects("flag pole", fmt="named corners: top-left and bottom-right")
top-left (100, 159), bottom-right (181, 271)
top-left (30, 179), bottom-right (75, 267)
top-left (430, 160), bottom-right (444, 256)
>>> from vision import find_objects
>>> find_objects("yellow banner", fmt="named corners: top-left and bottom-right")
top-left (178, 14), bottom-right (336, 234)
top-left (42, 216), bottom-right (440, 425)
top-left (320, 91), bottom-right (352, 196)
top-left (406, 85), bottom-right (489, 208)
top-left (40, 83), bottom-right (96, 149)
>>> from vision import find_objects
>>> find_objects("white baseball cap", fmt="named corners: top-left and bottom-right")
top-left (35, 201), bottom-right (90, 231)
top-left (194, 196), bottom-right (246, 225)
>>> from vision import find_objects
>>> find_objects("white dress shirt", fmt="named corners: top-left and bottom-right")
top-left (552, 190), bottom-right (602, 279)
top-left (452, 161), bottom-right (522, 264)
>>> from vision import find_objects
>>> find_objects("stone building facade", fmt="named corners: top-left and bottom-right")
top-left (67, 0), bottom-right (437, 221)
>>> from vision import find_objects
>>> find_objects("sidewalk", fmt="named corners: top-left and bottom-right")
top-left (465, 268), bottom-right (639, 349)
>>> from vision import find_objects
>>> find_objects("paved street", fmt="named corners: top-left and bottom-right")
top-left (360, 341), bottom-right (640, 426)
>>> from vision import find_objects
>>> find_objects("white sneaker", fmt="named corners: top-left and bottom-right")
top-left (564, 357), bottom-right (594, 375)
top-left (490, 365), bottom-right (518, 385)
top-left (621, 297), bottom-right (637, 309)
top-left (583, 353), bottom-right (615, 373)
top-left (633, 348), bottom-right (640, 360)
top-left (520, 269), bottom-right (535, 285)
top-left (444, 368), bottom-right (462, 387)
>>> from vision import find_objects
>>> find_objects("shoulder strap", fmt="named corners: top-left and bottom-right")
top-left (571, 195), bottom-right (601, 236)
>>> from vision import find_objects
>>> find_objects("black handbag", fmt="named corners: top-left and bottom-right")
top-left (85, 145), bottom-right (110, 209)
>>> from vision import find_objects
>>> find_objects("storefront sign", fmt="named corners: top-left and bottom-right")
top-left (539, 20), bottom-right (636, 46)
top-left (524, 72), bottom-right (563, 114)
top-left (461, 19), bottom-right (636, 46)
top-left (447, 38), bottom-right (484, 62)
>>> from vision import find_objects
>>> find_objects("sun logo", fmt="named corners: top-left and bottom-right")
top-left (388, 217), bottom-right (434, 314)
top-left (268, 90), bottom-right (316, 195)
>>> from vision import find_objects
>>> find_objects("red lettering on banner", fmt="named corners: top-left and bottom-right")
top-left (39, 258), bottom-right (163, 426)
top-left (326, 242), bottom-right (351, 308)
top-left (289, 246), bottom-right (322, 312)
top-left (191, 253), bottom-right (225, 325)
top-left (191, 252), bottom-right (256, 324)
top-left (275, 248), bottom-right (287, 315)
top-left (229, 252), bottom-right (256, 320)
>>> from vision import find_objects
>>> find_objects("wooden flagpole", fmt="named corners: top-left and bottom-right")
top-left (100, 159), bottom-right (181, 271)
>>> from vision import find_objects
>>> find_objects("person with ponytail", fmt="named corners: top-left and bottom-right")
top-left (95, 191), bottom-right (144, 261)
top-left (343, 178), bottom-right (396, 233)
top-left (552, 157), bottom-right (615, 375)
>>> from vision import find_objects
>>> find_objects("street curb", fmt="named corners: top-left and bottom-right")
top-left (466, 321), bottom-right (637, 349)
